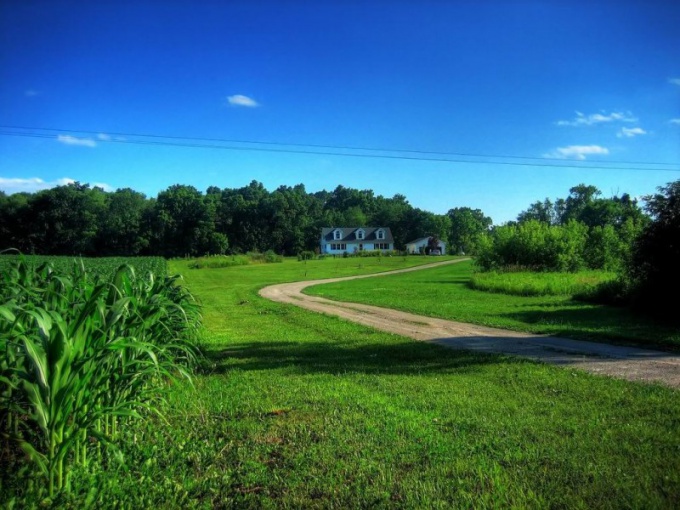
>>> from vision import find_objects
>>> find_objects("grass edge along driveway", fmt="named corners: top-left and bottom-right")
top-left (260, 259), bottom-right (680, 388)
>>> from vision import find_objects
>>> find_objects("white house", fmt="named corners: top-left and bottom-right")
top-left (405, 237), bottom-right (446, 255)
top-left (320, 227), bottom-right (394, 255)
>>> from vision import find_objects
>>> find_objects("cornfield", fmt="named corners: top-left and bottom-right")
top-left (0, 257), bottom-right (200, 498)
top-left (0, 254), bottom-right (168, 281)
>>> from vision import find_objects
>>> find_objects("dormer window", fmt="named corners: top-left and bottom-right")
top-left (334, 229), bottom-right (342, 240)
top-left (356, 229), bottom-right (365, 240)
top-left (377, 229), bottom-right (385, 240)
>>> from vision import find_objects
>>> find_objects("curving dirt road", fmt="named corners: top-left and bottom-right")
top-left (259, 259), bottom-right (680, 388)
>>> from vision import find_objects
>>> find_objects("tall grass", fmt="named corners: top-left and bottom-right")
top-left (0, 258), bottom-right (200, 498)
top-left (187, 251), bottom-right (283, 269)
top-left (468, 269), bottom-right (617, 297)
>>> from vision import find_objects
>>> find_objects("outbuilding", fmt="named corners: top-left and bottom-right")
top-left (405, 237), bottom-right (446, 255)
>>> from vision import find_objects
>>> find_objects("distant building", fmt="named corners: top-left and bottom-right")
top-left (405, 237), bottom-right (446, 255)
top-left (320, 227), bottom-right (394, 255)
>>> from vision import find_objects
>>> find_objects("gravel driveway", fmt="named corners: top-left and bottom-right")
top-left (259, 259), bottom-right (680, 388)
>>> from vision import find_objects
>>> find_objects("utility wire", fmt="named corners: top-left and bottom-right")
top-left (1, 126), bottom-right (678, 173)
top-left (2, 124), bottom-right (677, 167)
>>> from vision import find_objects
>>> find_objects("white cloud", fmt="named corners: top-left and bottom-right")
top-left (616, 127), bottom-right (647, 138)
top-left (670, 118), bottom-right (680, 125)
top-left (0, 177), bottom-right (112, 194)
top-left (556, 111), bottom-right (637, 127)
top-left (24, 89), bottom-right (40, 97)
top-left (57, 134), bottom-right (97, 147)
top-left (97, 133), bottom-right (111, 141)
top-left (0, 177), bottom-right (49, 193)
top-left (92, 182), bottom-right (114, 191)
top-left (226, 94), bottom-right (259, 107)
top-left (669, 78), bottom-right (680, 86)
top-left (543, 145), bottom-right (610, 160)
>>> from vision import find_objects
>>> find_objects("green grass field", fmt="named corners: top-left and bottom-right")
top-left (3, 256), bottom-right (679, 508)
top-left (306, 260), bottom-right (680, 351)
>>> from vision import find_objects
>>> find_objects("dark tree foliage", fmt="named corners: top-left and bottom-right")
top-left (628, 180), bottom-right (680, 314)
top-left (517, 184), bottom-right (647, 230)
top-left (0, 180), bottom-right (472, 258)
top-left (447, 207), bottom-right (492, 255)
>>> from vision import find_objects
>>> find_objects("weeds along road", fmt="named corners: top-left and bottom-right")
top-left (260, 259), bottom-right (680, 388)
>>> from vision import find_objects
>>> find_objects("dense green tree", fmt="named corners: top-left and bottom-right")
top-left (0, 192), bottom-right (33, 252)
top-left (517, 198), bottom-right (558, 225)
top-left (153, 184), bottom-right (225, 257)
top-left (562, 184), bottom-right (601, 224)
top-left (628, 180), bottom-right (680, 313)
top-left (219, 181), bottom-right (271, 253)
top-left (447, 207), bottom-right (492, 255)
top-left (97, 188), bottom-right (152, 255)
top-left (24, 183), bottom-right (106, 255)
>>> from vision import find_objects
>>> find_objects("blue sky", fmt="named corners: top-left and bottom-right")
top-left (1, 1), bottom-right (679, 224)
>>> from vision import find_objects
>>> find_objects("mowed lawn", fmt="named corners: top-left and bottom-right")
top-left (306, 260), bottom-right (680, 351)
top-left (83, 257), bottom-right (680, 508)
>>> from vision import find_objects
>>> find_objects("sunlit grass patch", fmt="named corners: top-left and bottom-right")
top-left (469, 269), bottom-right (617, 296)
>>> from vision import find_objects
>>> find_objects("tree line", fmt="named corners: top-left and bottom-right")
top-left (475, 181), bottom-right (680, 315)
top-left (475, 184), bottom-right (649, 272)
top-left (0, 181), bottom-right (490, 258)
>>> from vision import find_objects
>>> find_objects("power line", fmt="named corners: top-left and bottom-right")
top-left (1, 126), bottom-right (678, 173)
top-left (2, 124), bottom-right (676, 167)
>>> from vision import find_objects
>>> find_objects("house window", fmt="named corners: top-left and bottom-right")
top-left (377, 230), bottom-right (385, 240)
top-left (357, 230), bottom-right (364, 240)
top-left (331, 243), bottom-right (346, 250)
top-left (334, 230), bottom-right (342, 240)
top-left (374, 243), bottom-right (389, 250)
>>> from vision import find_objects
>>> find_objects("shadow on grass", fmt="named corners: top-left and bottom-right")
top-left (202, 338), bottom-right (527, 376)
top-left (501, 306), bottom-right (680, 352)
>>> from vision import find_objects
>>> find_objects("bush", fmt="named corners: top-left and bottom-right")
top-left (188, 255), bottom-right (249, 269)
top-left (247, 251), bottom-right (283, 264)
top-left (626, 180), bottom-right (680, 315)
top-left (298, 250), bottom-right (315, 261)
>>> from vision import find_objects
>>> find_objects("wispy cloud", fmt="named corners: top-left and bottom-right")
top-left (670, 118), bottom-right (680, 125)
top-left (616, 127), bottom-right (647, 138)
top-left (543, 145), bottom-right (610, 160)
top-left (556, 111), bottom-right (636, 127)
top-left (669, 78), bottom-right (680, 86)
top-left (24, 89), bottom-right (40, 97)
top-left (226, 94), bottom-right (259, 107)
top-left (97, 133), bottom-right (111, 141)
top-left (57, 134), bottom-right (97, 148)
top-left (0, 177), bottom-right (112, 194)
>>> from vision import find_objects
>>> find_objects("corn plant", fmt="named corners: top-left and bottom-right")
top-left (0, 258), bottom-right (200, 497)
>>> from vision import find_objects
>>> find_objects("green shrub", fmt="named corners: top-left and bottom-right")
top-left (249, 251), bottom-right (283, 263)
top-left (298, 251), bottom-right (315, 261)
top-left (188, 255), bottom-right (249, 269)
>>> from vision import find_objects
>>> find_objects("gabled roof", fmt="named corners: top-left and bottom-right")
top-left (405, 236), bottom-right (445, 245)
top-left (321, 227), bottom-right (394, 243)
top-left (406, 237), bottom-right (432, 245)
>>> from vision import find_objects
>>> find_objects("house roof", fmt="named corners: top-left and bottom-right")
top-left (406, 237), bottom-right (446, 245)
top-left (321, 227), bottom-right (394, 243)
top-left (406, 237), bottom-right (431, 245)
